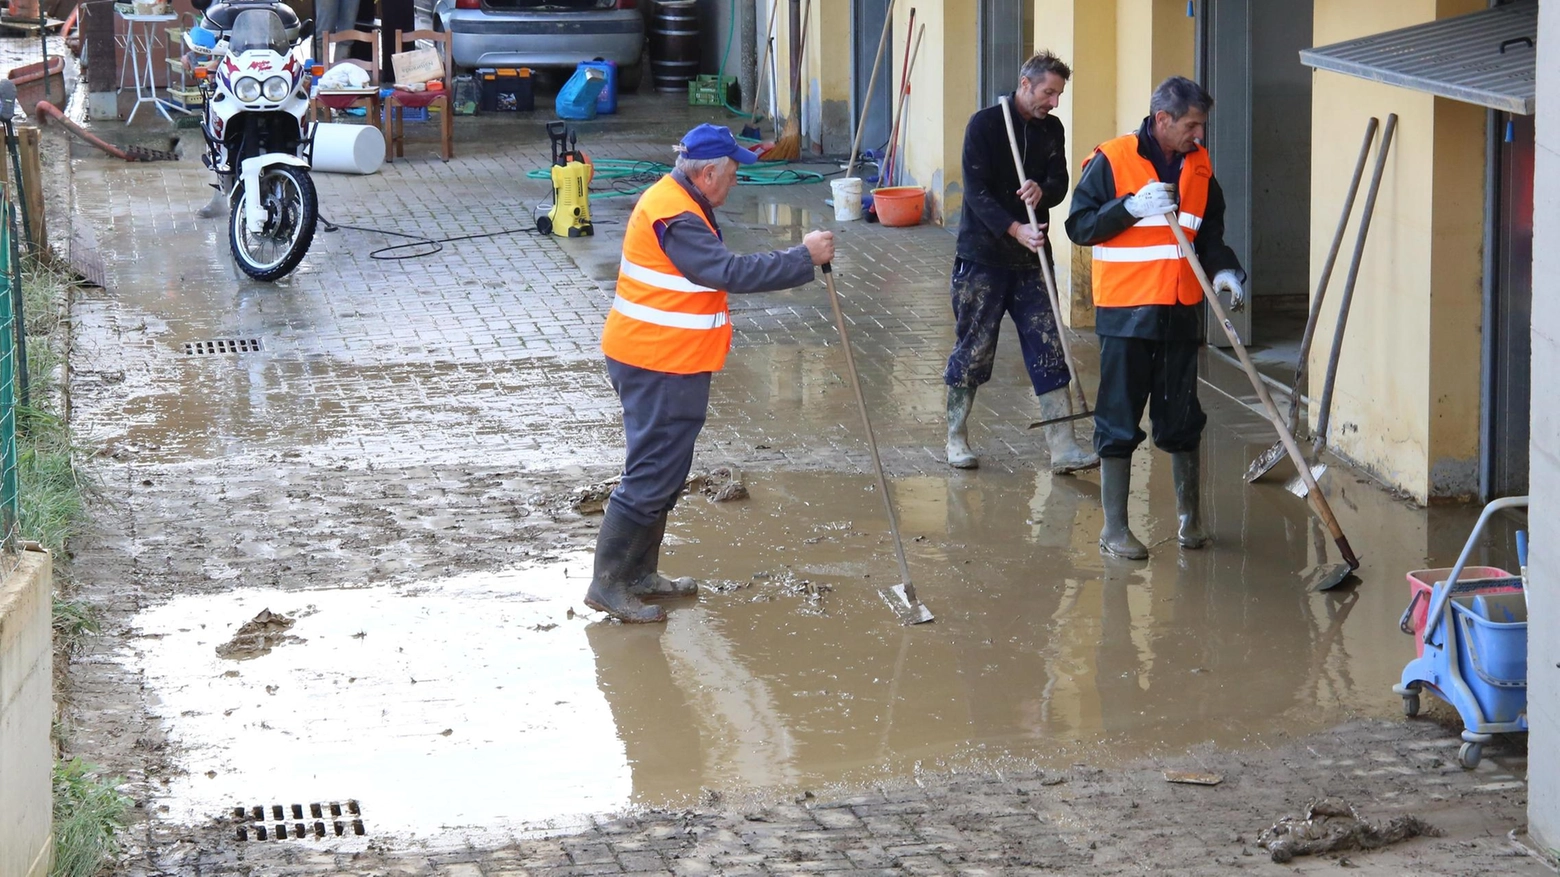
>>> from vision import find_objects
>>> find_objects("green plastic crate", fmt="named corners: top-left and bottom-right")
top-left (688, 75), bottom-right (734, 107)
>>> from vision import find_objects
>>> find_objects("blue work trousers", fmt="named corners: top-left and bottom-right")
top-left (605, 357), bottom-right (711, 527)
top-left (1091, 335), bottom-right (1206, 458)
top-left (942, 258), bottom-right (1071, 396)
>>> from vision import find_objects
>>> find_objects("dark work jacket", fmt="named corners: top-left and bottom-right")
top-left (1064, 117), bottom-right (1245, 340)
top-left (955, 94), bottom-right (1069, 269)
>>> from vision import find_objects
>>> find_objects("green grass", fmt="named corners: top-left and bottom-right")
top-left (52, 595), bottom-right (98, 657)
top-left (19, 410), bottom-right (87, 556)
top-left (50, 758), bottom-right (130, 877)
top-left (12, 254), bottom-right (123, 875)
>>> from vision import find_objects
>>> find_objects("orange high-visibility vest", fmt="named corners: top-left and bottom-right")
top-left (1088, 133), bottom-right (1212, 308)
top-left (601, 175), bottom-right (731, 374)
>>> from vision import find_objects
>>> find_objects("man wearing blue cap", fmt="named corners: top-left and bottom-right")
top-left (588, 123), bottom-right (835, 623)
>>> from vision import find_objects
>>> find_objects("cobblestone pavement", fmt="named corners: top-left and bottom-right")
top-left (50, 94), bottom-right (1542, 876)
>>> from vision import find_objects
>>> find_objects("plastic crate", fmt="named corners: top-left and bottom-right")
top-left (166, 86), bottom-right (204, 108)
top-left (1401, 567), bottom-right (1521, 657)
top-left (688, 74), bottom-right (733, 107)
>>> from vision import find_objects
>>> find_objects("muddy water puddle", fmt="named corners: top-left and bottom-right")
top-left (128, 460), bottom-right (1517, 842)
top-left (128, 556), bottom-right (628, 842)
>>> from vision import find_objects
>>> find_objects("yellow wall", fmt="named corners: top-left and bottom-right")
top-left (894, 1), bottom-right (978, 224)
top-left (1307, 0), bottom-right (1485, 501)
top-left (1035, 0), bottom-right (1192, 326)
top-left (766, 0), bottom-right (851, 155)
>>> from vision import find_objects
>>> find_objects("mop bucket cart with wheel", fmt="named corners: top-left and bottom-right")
top-left (1394, 495), bottom-right (1529, 769)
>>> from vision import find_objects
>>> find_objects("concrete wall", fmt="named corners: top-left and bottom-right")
top-left (1306, 0), bottom-right (1485, 503)
top-left (0, 548), bottom-right (54, 877)
top-left (1527, 0), bottom-right (1560, 851)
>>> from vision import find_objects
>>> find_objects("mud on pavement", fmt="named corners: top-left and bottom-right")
top-left (43, 88), bottom-right (1546, 875)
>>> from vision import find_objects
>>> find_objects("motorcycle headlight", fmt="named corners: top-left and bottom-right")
top-left (262, 76), bottom-right (291, 102)
top-left (233, 76), bottom-right (263, 102)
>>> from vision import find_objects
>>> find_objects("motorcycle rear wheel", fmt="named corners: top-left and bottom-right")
top-left (229, 165), bottom-right (317, 282)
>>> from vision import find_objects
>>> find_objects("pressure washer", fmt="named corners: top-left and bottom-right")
top-left (537, 121), bottom-right (593, 237)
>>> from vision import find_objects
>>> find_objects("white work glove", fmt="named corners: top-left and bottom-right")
top-left (1213, 269), bottom-right (1245, 312)
top-left (1123, 181), bottom-right (1178, 219)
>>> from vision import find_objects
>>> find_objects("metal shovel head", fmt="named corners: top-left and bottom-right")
top-left (1284, 462), bottom-right (1329, 497)
top-left (879, 584), bottom-right (935, 625)
top-left (1243, 440), bottom-right (1287, 483)
top-left (1305, 563), bottom-right (1359, 592)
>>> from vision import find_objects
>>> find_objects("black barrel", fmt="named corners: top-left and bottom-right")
top-left (649, 0), bottom-right (700, 93)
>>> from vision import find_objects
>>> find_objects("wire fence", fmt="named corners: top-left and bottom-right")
top-left (0, 195), bottom-right (22, 569)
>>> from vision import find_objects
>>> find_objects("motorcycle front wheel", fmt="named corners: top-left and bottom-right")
top-left (228, 165), bottom-right (318, 282)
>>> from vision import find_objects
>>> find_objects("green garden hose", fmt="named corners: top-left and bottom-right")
top-left (524, 159), bottom-right (825, 198)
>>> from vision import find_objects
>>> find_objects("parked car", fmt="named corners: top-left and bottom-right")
top-left (429, 0), bottom-right (644, 89)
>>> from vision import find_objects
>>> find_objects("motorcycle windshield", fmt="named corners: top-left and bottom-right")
top-left (228, 9), bottom-right (288, 55)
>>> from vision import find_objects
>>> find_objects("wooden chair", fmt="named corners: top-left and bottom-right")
top-left (385, 28), bottom-right (454, 162)
top-left (310, 29), bottom-right (388, 162)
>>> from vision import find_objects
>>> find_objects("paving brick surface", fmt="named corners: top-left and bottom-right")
top-left (52, 97), bottom-right (1541, 877)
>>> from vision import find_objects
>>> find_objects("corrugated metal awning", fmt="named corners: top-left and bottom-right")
top-left (1299, 1), bottom-right (1537, 115)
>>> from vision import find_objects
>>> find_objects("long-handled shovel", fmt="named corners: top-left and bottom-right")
top-left (1165, 218), bottom-right (1361, 592)
top-left (993, 95), bottom-right (1091, 428)
top-left (881, 20), bottom-right (924, 190)
top-left (843, 0), bottom-right (895, 179)
top-left (1284, 113), bottom-right (1398, 499)
top-left (821, 263), bottom-right (935, 625)
top-left (1244, 117), bottom-right (1378, 483)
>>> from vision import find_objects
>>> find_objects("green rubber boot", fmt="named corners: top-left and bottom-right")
top-left (947, 386), bottom-right (978, 469)
top-left (1098, 456), bottom-right (1148, 560)
top-left (1172, 451), bottom-right (1209, 549)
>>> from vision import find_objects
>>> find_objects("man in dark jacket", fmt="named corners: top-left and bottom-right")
top-left (943, 52), bottom-right (1097, 475)
top-left (1064, 76), bottom-right (1246, 559)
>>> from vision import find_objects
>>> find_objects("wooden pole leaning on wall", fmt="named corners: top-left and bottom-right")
top-left (17, 125), bottom-right (44, 256)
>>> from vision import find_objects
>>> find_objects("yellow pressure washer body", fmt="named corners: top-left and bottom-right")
top-left (539, 121), bottom-right (594, 237)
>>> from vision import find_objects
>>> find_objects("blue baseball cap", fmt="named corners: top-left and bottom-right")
top-left (678, 123), bottom-right (757, 165)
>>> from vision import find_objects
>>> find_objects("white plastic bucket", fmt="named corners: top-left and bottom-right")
top-left (830, 176), bottom-right (863, 221)
top-left (311, 123), bottom-right (384, 175)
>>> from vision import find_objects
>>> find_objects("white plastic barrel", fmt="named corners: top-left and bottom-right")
top-left (830, 177), bottom-right (863, 221)
top-left (311, 123), bottom-right (384, 175)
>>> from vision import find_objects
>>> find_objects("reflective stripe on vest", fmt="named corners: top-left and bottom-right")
top-left (612, 295), bottom-right (729, 330)
top-left (1089, 133), bottom-right (1212, 309)
top-left (618, 256), bottom-right (720, 294)
top-left (601, 174), bottom-right (733, 374)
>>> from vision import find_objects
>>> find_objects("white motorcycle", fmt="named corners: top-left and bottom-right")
top-left (187, 1), bottom-right (319, 281)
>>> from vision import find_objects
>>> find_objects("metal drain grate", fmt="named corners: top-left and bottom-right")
top-left (233, 801), bottom-right (365, 841)
top-left (185, 338), bottom-right (263, 355)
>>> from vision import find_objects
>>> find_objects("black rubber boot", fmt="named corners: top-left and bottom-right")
top-left (1098, 456), bottom-right (1149, 559)
top-left (1171, 451), bottom-right (1209, 549)
top-left (584, 507), bottom-right (667, 623)
top-left (628, 511), bottom-right (698, 599)
top-left (947, 385), bottom-right (978, 469)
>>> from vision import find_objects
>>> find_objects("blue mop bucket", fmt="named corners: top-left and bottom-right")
top-left (1452, 592), bottom-right (1527, 724)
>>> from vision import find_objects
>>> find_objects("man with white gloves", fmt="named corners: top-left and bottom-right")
top-left (1064, 76), bottom-right (1246, 559)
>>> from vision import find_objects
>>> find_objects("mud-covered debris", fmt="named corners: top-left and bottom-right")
top-left (215, 609), bottom-right (303, 661)
top-left (687, 467), bottom-right (749, 503)
top-left (1258, 798), bottom-right (1441, 863)
top-left (571, 478), bottom-right (620, 515)
top-left (1163, 770), bottom-right (1222, 786)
